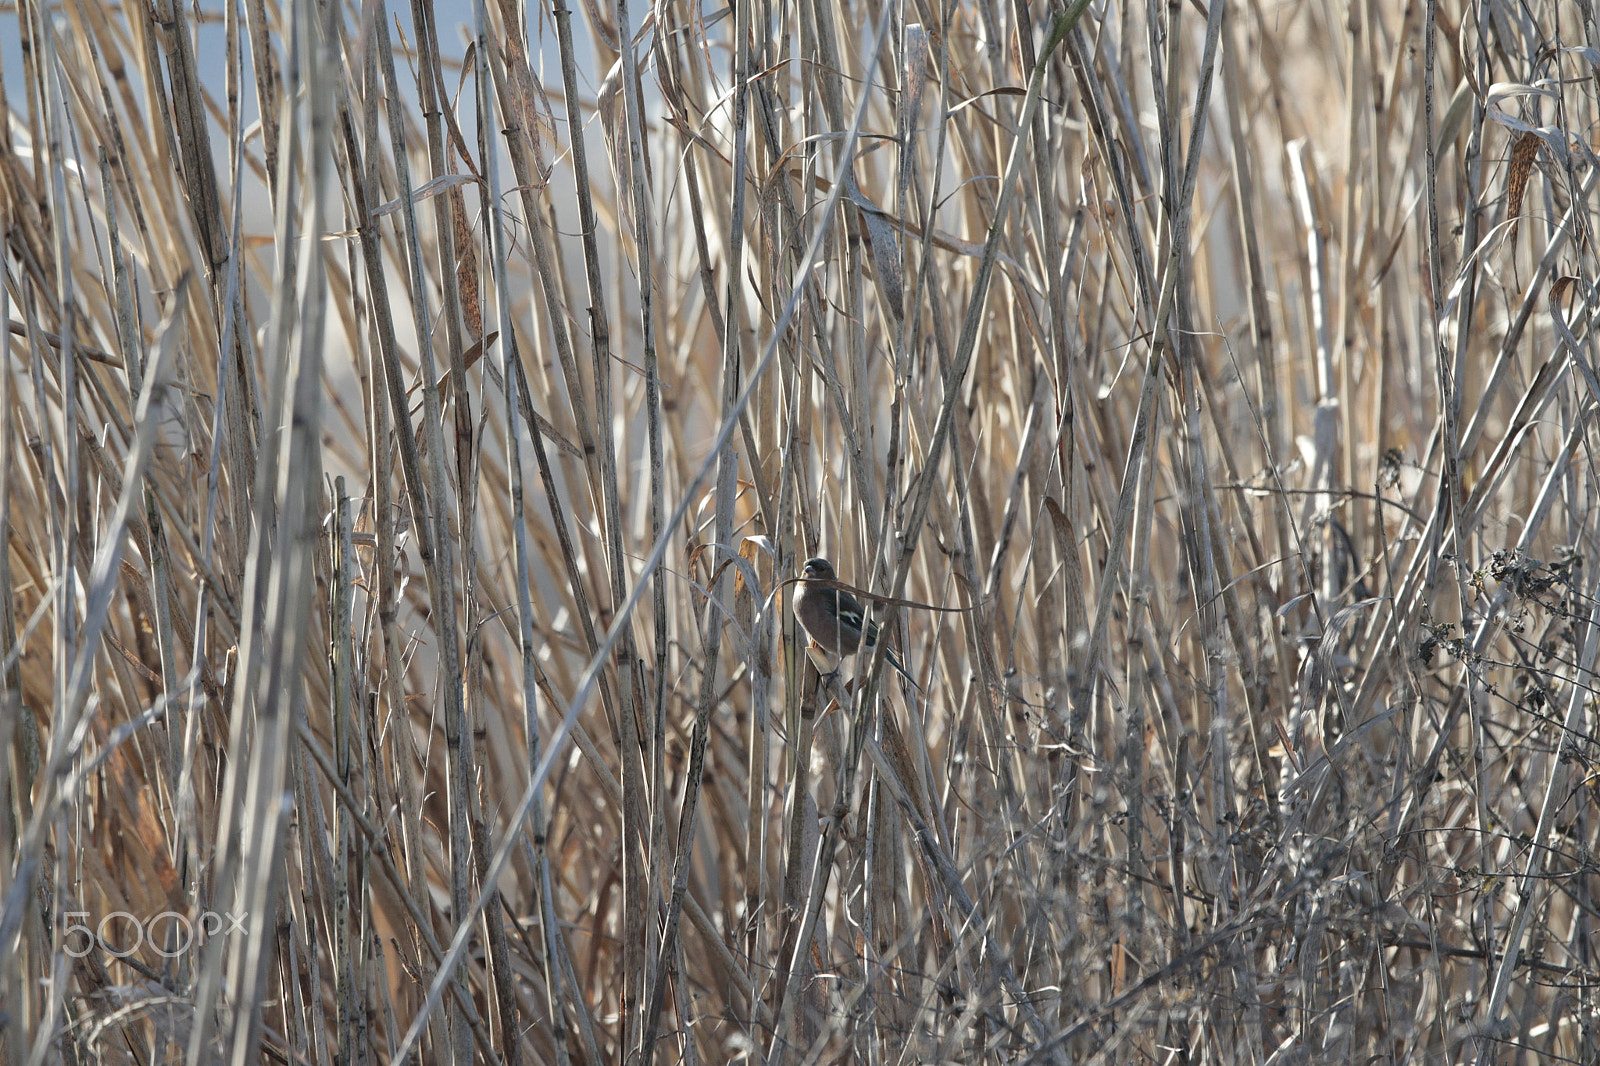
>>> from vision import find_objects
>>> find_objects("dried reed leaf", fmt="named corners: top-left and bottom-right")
top-left (852, 193), bottom-right (904, 318)
top-left (1505, 130), bottom-right (1540, 222)
top-left (499, 44), bottom-right (558, 185)
top-left (903, 24), bottom-right (929, 135)
top-left (450, 188), bottom-right (482, 339)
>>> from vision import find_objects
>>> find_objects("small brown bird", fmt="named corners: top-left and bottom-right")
top-left (792, 557), bottom-right (919, 688)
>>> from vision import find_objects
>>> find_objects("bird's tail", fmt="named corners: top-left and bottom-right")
top-left (883, 649), bottom-right (923, 693)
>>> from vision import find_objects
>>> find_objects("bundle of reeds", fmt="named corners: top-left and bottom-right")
top-left (3, 0), bottom-right (1597, 1061)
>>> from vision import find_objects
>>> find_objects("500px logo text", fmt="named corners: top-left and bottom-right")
top-left (62, 911), bottom-right (250, 958)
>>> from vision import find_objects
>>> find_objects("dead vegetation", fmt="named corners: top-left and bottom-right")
top-left (3, 0), bottom-right (1600, 1062)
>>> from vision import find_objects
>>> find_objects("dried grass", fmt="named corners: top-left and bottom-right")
top-left (3, 0), bottom-right (1600, 1062)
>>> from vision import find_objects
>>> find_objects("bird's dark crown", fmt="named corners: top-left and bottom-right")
top-left (801, 557), bottom-right (834, 577)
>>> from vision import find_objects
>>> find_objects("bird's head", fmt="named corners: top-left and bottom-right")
top-left (801, 557), bottom-right (836, 580)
